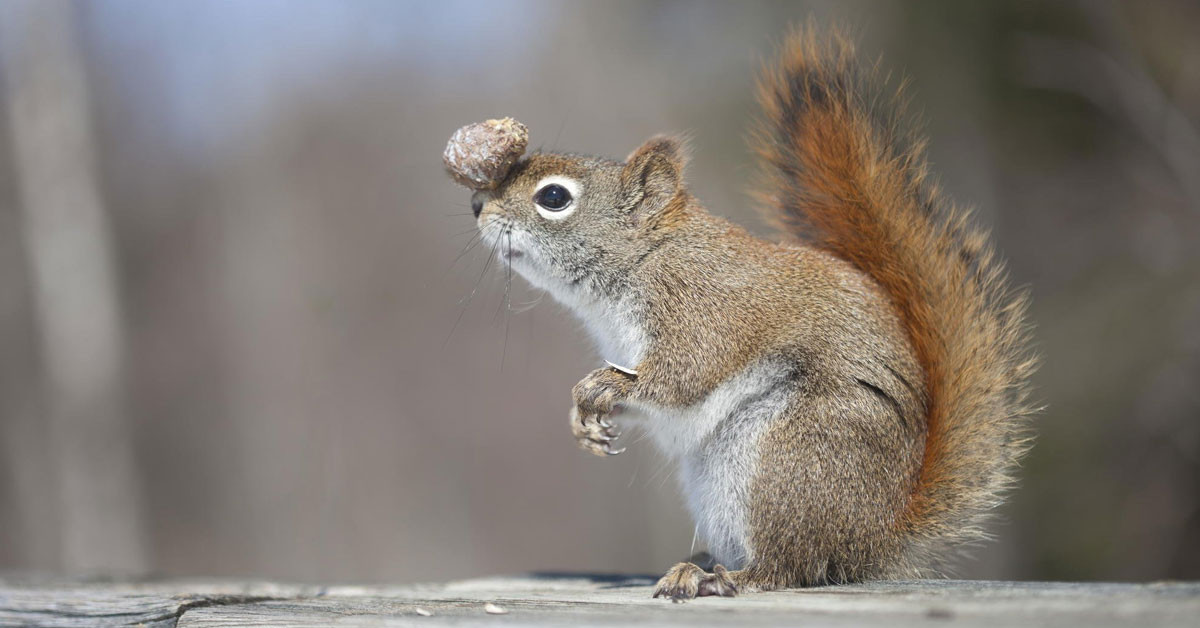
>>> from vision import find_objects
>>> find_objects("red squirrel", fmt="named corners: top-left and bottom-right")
top-left (443, 26), bottom-right (1036, 600)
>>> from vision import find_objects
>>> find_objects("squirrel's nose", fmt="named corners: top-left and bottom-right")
top-left (470, 192), bottom-right (485, 218)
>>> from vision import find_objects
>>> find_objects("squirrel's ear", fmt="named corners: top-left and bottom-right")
top-left (621, 135), bottom-right (688, 223)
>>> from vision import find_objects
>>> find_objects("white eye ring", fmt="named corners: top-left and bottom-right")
top-left (533, 176), bottom-right (580, 220)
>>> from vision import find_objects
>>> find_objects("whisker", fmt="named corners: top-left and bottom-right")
top-left (510, 293), bottom-right (545, 314)
top-left (449, 226), bottom-right (483, 238)
top-left (505, 230), bottom-right (513, 313)
top-left (524, 304), bottom-right (535, 378)
top-left (627, 459), bottom-right (641, 488)
top-left (459, 227), bottom-right (501, 307)
top-left (646, 454), bottom-right (675, 489)
top-left (493, 230), bottom-right (512, 325)
top-left (500, 229), bottom-right (513, 369)
top-left (437, 223), bottom-right (493, 284)
top-left (443, 225), bottom-right (503, 347)
top-left (551, 105), bottom-right (573, 151)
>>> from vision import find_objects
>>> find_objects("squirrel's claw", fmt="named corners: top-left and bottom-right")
top-left (570, 406), bottom-right (624, 457)
top-left (570, 366), bottom-right (634, 457)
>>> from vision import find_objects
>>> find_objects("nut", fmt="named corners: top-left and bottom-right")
top-left (443, 117), bottom-right (529, 189)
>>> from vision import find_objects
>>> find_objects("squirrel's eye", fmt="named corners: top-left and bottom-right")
top-left (534, 184), bottom-right (572, 211)
top-left (532, 176), bottom-right (580, 220)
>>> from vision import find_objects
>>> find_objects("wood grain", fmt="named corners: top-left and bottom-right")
top-left (2, 574), bottom-right (1196, 627)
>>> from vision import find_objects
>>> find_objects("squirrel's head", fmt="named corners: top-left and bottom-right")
top-left (445, 122), bottom-right (689, 302)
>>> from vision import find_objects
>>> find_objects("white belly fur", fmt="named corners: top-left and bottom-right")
top-left (528, 275), bottom-right (786, 569)
top-left (624, 362), bottom-right (791, 569)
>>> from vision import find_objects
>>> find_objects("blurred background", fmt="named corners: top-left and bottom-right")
top-left (0, 0), bottom-right (1197, 584)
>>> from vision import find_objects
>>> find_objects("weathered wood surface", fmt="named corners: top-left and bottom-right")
top-left (1, 574), bottom-right (1197, 627)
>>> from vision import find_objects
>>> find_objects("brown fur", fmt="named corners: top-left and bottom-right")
top-left (455, 24), bottom-right (1035, 600)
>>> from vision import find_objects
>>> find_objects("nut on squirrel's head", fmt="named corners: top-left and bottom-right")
top-left (444, 119), bottom-right (689, 300)
top-left (443, 118), bottom-right (528, 190)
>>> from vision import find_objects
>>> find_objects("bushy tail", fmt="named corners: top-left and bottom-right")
top-left (752, 25), bottom-right (1038, 569)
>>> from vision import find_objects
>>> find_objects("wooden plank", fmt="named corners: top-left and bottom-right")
top-left (0, 577), bottom-right (312, 627)
top-left (1, 574), bottom-right (1196, 627)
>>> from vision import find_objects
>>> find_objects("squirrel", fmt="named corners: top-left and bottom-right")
top-left (443, 25), bottom-right (1036, 600)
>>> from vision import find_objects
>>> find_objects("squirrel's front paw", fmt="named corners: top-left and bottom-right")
top-left (570, 367), bottom-right (634, 457)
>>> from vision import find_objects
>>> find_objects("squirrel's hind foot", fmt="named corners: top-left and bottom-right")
top-left (652, 563), bottom-right (738, 602)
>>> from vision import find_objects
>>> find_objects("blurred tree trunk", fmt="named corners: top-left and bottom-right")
top-left (0, 0), bottom-right (147, 573)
